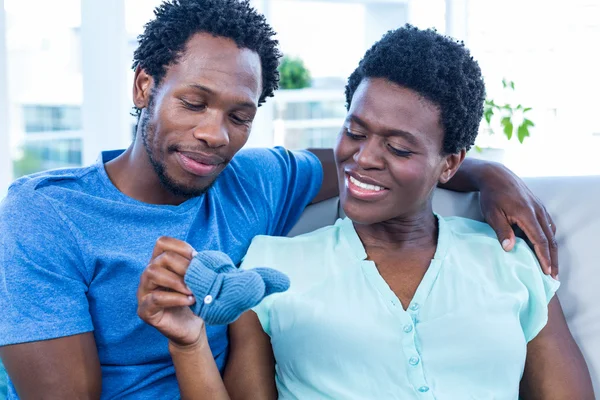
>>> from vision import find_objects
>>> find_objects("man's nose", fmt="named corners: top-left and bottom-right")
top-left (192, 111), bottom-right (229, 148)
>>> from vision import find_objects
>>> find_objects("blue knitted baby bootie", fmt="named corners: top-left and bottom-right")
top-left (184, 251), bottom-right (290, 325)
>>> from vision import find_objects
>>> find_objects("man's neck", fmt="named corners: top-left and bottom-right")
top-left (104, 143), bottom-right (191, 206)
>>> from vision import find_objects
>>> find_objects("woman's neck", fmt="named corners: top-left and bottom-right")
top-left (353, 209), bottom-right (438, 254)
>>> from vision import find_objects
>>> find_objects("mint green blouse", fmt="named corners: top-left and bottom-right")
top-left (241, 215), bottom-right (559, 399)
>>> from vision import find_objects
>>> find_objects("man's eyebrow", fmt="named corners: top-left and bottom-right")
top-left (186, 84), bottom-right (256, 109)
top-left (349, 114), bottom-right (419, 146)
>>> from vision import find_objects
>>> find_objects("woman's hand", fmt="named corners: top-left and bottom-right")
top-left (137, 236), bottom-right (204, 346)
top-left (478, 163), bottom-right (558, 279)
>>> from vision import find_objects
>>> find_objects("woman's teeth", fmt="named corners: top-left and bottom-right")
top-left (349, 175), bottom-right (385, 191)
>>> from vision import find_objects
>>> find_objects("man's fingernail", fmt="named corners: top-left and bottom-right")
top-left (192, 250), bottom-right (198, 257)
top-left (502, 239), bottom-right (511, 250)
top-left (188, 295), bottom-right (195, 302)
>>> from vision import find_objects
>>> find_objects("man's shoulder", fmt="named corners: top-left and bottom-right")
top-left (9, 164), bottom-right (98, 195)
top-left (226, 147), bottom-right (319, 178)
top-left (4, 165), bottom-right (99, 213)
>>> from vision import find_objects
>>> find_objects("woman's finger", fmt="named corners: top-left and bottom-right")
top-left (139, 263), bottom-right (192, 297)
top-left (150, 236), bottom-right (197, 261)
top-left (138, 291), bottom-right (195, 321)
top-left (152, 250), bottom-right (194, 277)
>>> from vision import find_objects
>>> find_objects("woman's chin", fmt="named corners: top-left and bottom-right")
top-left (341, 202), bottom-right (384, 226)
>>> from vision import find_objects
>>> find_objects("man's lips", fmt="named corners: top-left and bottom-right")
top-left (175, 151), bottom-right (223, 177)
top-left (177, 151), bottom-right (224, 165)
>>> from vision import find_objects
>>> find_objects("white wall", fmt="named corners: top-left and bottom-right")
top-left (0, 0), bottom-right (12, 196)
top-left (81, 0), bottom-right (132, 165)
top-left (364, 2), bottom-right (409, 47)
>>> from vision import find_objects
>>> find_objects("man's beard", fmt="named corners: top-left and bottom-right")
top-left (139, 101), bottom-right (215, 199)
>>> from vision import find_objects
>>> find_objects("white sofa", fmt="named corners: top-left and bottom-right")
top-left (288, 175), bottom-right (600, 394)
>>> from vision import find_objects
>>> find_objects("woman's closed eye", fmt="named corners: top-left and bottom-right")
top-left (387, 144), bottom-right (413, 157)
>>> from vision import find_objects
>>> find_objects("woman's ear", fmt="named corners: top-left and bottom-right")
top-left (133, 66), bottom-right (154, 110)
top-left (439, 149), bottom-right (467, 184)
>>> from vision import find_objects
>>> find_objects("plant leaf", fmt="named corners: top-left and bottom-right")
top-left (523, 107), bottom-right (532, 112)
top-left (484, 108), bottom-right (493, 125)
top-left (517, 123), bottom-right (531, 143)
top-left (501, 116), bottom-right (513, 140)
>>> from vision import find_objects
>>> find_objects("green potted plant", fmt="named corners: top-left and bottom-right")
top-left (472, 79), bottom-right (535, 161)
top-left (482, 78), bottom-right (535, 144)
top-left (278, 55), bottom-right (311, 90)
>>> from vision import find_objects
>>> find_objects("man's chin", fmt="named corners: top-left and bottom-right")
top-left (159, 174), bottom-right (216, 198)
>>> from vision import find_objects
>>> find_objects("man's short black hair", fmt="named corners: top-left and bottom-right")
top-left (132, 0), bottom-right (281, 117)
top-left (345, 25), bottom-right (486, 154)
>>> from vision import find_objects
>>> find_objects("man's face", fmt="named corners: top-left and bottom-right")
top-left (137, 33), bottom-right (262, 197)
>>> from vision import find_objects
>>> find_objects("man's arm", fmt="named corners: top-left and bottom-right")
top-left (308, 149), bottom-right (558, 277)
top-left (307, 148), bottom-right (338, 204)
top-left (0, 333), bottom-right (102, 399)
top-left (441, 157), bottom-right (558, 277)
top-left (520, 297), bottom-right (594, 399)
top-left (0, 184), bottom-right (99, 398)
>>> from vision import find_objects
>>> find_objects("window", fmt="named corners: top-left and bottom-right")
top-left (23, 105), bottom-right (82, 133)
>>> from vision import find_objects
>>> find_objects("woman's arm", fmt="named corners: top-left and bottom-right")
top-left (520, 296), bottom-right (594, 399)
top-left (169, 311), bottom-right (277, 400)
top-left (169, 328), bottom-right (230, 400)
top-left (224, 312), bottom-right (278, 400)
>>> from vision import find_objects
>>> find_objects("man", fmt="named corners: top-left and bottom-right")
top-left (0, 0), bottom-right (558, 398)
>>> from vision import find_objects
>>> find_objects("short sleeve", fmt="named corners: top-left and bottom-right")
top-left (0, 183), bottom-right (93, 346)
top-left (239, 236), bottom-right (284, 337)
top-left (513, 240), bottom-right (561, 342)
top-left (234, 147), bottom-right (323, 237)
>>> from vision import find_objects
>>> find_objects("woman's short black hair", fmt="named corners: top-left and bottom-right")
top-left (132, 0), bottom-right (281, 117)
top-left (345, 25), bottom-right (486, 154)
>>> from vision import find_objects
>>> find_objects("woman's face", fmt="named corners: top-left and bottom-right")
top-left (335, 78), bottom-right (464, 225)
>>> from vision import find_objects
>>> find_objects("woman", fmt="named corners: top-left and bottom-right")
top-left (138, 26), bottom-right (593, 399)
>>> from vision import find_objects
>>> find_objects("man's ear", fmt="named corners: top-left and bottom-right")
top-left (439, 149), bottom-right (467, 184)
top-left (133, 66), bottom-right (154, 110)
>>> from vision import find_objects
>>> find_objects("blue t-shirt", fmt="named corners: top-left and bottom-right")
top-left (0, 147), bottom-right (322, 399)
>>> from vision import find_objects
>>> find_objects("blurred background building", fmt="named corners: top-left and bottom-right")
top-left (1, 0), bottom-right (599, 196)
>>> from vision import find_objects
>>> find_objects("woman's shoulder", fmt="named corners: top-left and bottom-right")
top-left (442, 216), bottom-right (558, 294)
top-left (442, 215), bottom-right (547, 278)
top-left (443, 215), bottom-right (531, 258)
top-left (240, 218), bottom-right (347, 275)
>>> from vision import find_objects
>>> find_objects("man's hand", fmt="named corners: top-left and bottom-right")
top-left (478, 164), bottom-right (558, 279)
top-left (137, 236), bottom-right (204, 346)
